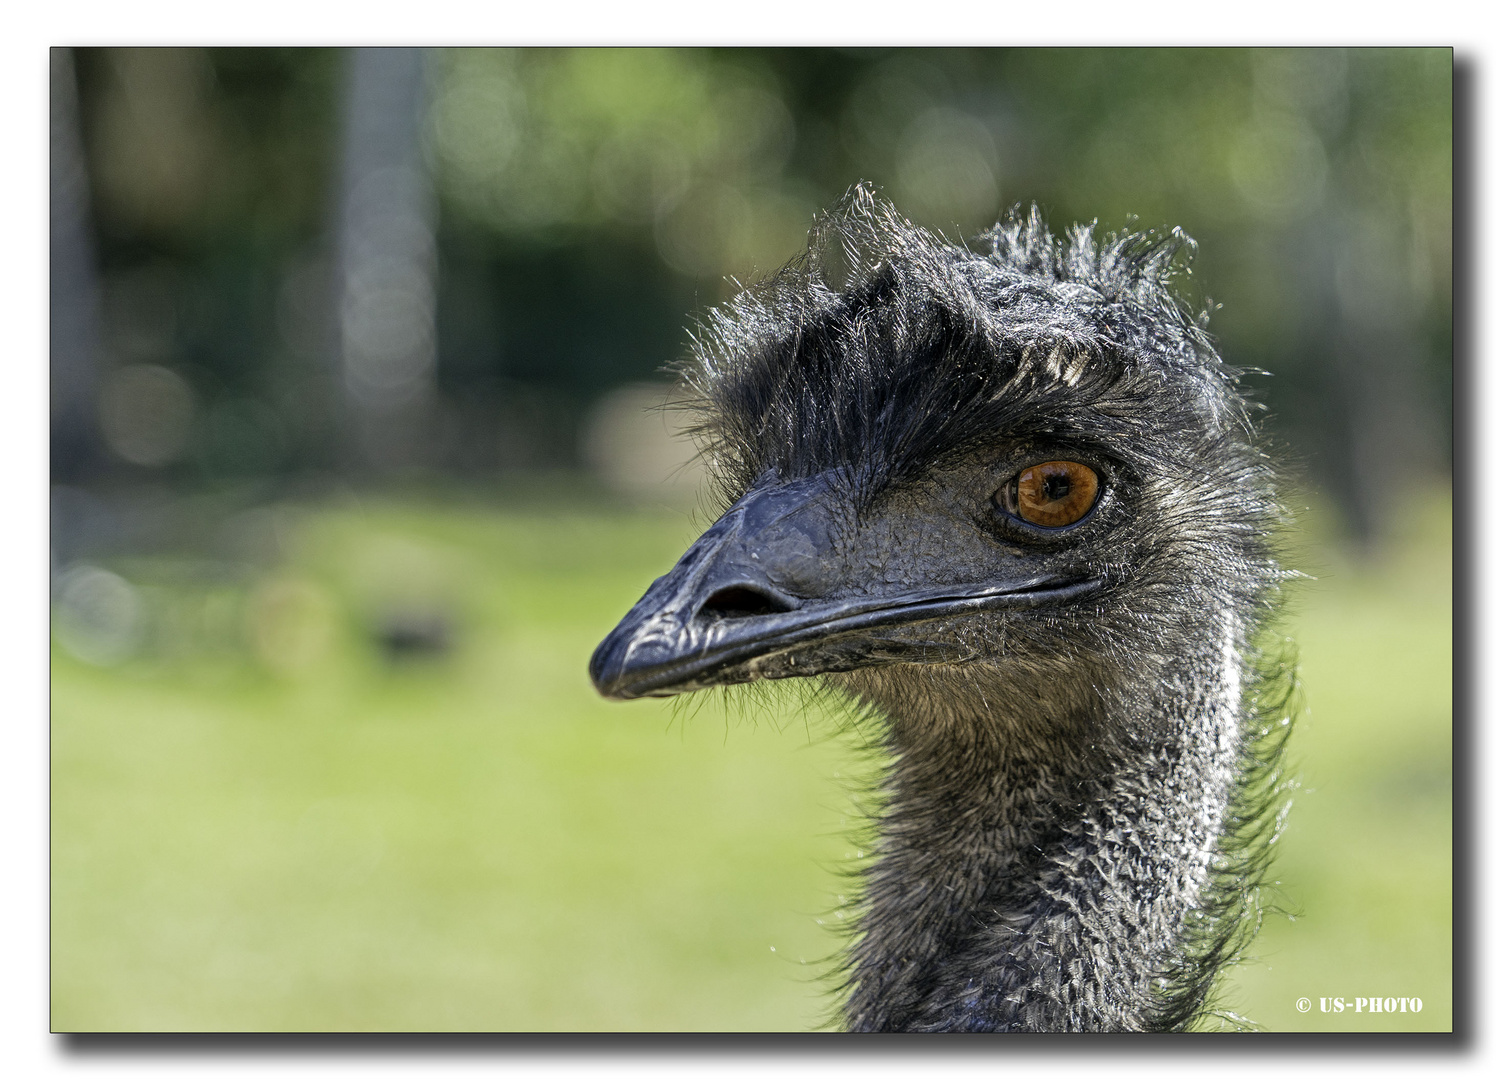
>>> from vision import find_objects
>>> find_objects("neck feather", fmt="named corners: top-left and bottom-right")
top-left (834, 617), bottom-right (1245, 1032)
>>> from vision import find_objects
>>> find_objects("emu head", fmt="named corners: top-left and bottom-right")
top-left (591, 189), bottom-right (1276, 749)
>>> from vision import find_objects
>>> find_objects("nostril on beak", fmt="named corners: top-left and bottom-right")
top-left (698, 586), bottom-right (797, 620)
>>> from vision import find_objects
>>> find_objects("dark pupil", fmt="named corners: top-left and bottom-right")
top-left (1040, 473), bottom-right (1072, 502)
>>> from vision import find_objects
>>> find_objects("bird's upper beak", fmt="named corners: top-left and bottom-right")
top-left (589, 471), bottom-right (1102, 700)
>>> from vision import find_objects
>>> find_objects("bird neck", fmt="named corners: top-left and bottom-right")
top-left (838, 631), bottom-right (1244, 1032)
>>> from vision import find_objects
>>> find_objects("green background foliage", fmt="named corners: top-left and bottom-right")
top-left (64, 47), bottom-right (1451, 539)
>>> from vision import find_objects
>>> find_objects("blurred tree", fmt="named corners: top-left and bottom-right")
top-left (50, 48), bottom-right (106, 483)
top-left (71, 47), bottom-right (341, 486)
top-left (332, 47), bottom-right (438, 475)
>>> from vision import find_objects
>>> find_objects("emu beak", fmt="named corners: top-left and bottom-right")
top-left (589, 472), bottom-right (1101, 700)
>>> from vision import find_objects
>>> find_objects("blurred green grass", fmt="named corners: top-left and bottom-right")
top-left (50, 488), bottom-right (1451, 1031)
top-left (1213, 486), bottom-right (1453, 1032)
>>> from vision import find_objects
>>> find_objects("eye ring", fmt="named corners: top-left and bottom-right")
top-left (997, 460), bottom-right (1100, 529)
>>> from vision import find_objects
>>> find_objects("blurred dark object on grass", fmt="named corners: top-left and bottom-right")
top-left (373, 609), bottom-right (455, 663)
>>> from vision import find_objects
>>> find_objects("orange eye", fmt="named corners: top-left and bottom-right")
top-left (999, 461), bottom-right (1100, 528)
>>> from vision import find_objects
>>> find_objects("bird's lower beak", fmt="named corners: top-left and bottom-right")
top-left (589, 475), bottom-right (1102, 700)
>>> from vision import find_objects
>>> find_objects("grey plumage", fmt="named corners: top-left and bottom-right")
top-left (592, 185), bottom-right (1293, 1032)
